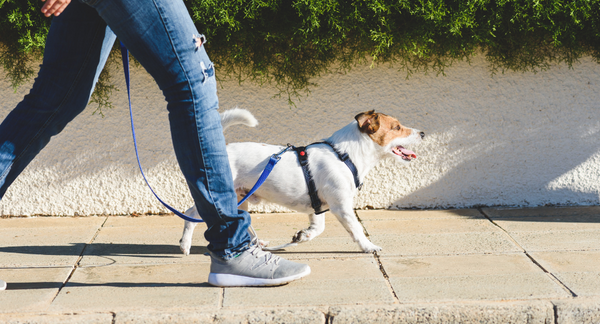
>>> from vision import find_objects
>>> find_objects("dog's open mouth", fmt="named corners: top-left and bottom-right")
top-left (392, 146), bottom-right (417, 161)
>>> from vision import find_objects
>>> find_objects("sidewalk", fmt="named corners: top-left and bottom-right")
top-left (1, 206), bottom-right (600, 323)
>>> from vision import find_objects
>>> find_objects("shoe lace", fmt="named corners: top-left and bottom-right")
top-left (248, 236), bottom-right (281, 265)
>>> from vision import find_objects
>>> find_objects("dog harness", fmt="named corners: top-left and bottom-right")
top-left (293, 141), bottom-right (362, 215)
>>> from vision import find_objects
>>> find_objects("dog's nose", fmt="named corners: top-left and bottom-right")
top-left (419, 132), bottom-right (425, 139)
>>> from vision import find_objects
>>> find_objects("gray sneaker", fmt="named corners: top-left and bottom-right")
top-left (0, 279), bottom-right (6, 291)
top-left (208, 244), bottom-right (310, 287)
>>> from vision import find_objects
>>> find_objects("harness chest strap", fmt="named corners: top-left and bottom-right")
top-left (293, 145), bottom-right (326, 214)
top-left (320, 141), bottom-right (362, 190)
top-left (293, 141), bottom-right (362, 215)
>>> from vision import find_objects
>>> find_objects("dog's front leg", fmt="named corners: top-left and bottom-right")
top-left (330, 206), bottom-right (382, 253)
top-left (292, 213), bottom-right (325, 243)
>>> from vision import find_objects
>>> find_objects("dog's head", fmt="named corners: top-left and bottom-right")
top-left (355, 110), bottom-right (424, 163)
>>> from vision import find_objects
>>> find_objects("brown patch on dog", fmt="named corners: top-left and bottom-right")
top-left (356, 111), bottom-right (412, 146)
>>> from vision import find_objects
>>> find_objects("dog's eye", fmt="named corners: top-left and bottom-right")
top-left (394, 125), bottom-right (401, 131)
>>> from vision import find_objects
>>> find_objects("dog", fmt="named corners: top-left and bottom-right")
top-left (179, 108), bottom-right (424, 253)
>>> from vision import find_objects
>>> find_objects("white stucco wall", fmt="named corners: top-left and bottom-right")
top-left (1, 54), bottom-right (599, 216)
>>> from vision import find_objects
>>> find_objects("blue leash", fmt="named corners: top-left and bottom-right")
top-left (119, 42), bottom-right (286, 223)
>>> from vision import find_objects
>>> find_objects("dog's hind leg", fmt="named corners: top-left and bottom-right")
top-left (179, 206), bottom-right (202, 255)
top-left (292, 213), bottom-right (325, 243)
top-left (330, 205), bottom-right (382, 253)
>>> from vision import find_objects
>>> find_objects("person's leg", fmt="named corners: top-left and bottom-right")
top-left (81, 0), bottom-right (251, 258)
top-left (0, 1), bottom-right (116, 292)
top-left (0, 1), bottom-right (116, 197)
top-left (80, 0), bottom-right (309, 286)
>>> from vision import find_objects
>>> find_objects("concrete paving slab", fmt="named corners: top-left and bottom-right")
top-left (264, 237), bottom-right (367, 259)
top-left (250, 212), bottom-right (351, 239)
top-left (0, 313), bottom-right (113, 324)
top-left (487, 217), bottom-right (600, 232)
top-left (554, 298), bottom-right (600, 324)
top-left (102, 215), bottom-right (184, 228)
top-left (329, 301), bottom-right (554, 324)
top-left (0, 267), bottom-right (72, 313)
top-left (0, 216), bottom-right (107, 228)
top-left (531, 251), bottom-right (600, 297)
top-left (248, 212), bottom-right (369, 258)
top-left (380, 254), bottom-right (570, 302)
top-left (360, 212), bottom-right (521, 256)
top-left (222, 258), bottom-right (394, 307)
top-left (509, 230), bottom-right (600, 252)
top-left (50, 263), bottom-right (219, 312)
top-left (362, 218), bottom-right (500, 235)
top-left (531, 251), bottom-right (600, 273)
top-left (552, 272), bottom-right (600, 297)
top-left (357, 208), bottom-right (485, 220)
top-left (485, 206), bottom-right (600, 253)
top-left (483, 206), bottom-right (600, 218)
top-left (371, 232), bottom-right (521, 256)
top-left (0, 217), bottom-right (106, 267)
top-left (80, 216), bottom-right (210, 266)
top-left (115, 308), bottom-right (326, 324)
top-left (484, 206), bottom-right (600, 234)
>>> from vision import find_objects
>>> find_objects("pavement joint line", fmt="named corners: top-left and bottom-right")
top-left (218, 287), bottom-right (225, 309)
top-left (477, 208), bottom-right (578, 298)
top-left (355, 210), bottom-right (400, 303)
top-left (49, 216), bottom-right (110, 305)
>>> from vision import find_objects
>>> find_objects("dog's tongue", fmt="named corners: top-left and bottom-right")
top-left (401, 147), bottom-right (416, 158)
top-left (395, 146), bottom-right (416, 159)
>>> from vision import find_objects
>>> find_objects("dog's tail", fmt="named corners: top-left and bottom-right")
top-left (220, 108), bottom-right (258, 131)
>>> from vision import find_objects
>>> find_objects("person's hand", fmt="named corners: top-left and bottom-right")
top-left (41, 0), bottom-right (71, 17)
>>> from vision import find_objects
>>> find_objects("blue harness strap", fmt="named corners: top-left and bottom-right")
top-left (120, 43), bottom-right (285, 223)
top-left (237, 145), bottom-right (294, 206)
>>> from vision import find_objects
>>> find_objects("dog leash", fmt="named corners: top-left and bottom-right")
top-left (119, 43), bottom-right (286, 224)
top-left (120, 44), bottom-right (360, 251)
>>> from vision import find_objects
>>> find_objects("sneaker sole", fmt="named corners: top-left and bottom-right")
top-left (208, 267), bottom-right (311, 287)
top-left (0, 280), bottom-right (6, 291)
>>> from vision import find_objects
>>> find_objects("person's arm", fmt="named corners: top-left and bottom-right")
top-left (41, 0), bottom-right (71, 17)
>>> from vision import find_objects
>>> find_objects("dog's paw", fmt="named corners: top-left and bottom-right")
top-left (292, 229), bottom-right (313, 243)
top-left (360, 242), bottom-right (382, 253)
top-left (179, 238), bottom-right (192, 256)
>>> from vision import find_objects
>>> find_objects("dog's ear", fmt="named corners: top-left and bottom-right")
top-left (355, 110), bottom-right (380, 134)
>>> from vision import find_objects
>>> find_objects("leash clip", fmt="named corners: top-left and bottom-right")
top-left (272, 143), bottom-right (294, 161)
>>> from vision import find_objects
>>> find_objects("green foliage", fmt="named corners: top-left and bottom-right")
top-left (1, 0), bottom-right (600, 108)
top-left (0, 0), bottom-right (48, 90)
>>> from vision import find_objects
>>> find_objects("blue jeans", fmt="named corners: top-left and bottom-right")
top-left (0, 0), bottom-right (251, 259)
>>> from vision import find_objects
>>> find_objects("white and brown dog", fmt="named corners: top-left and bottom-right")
top-left (179, 108), bottom-right (424, 253)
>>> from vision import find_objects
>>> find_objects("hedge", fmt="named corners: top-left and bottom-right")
top-left (1, 0), bottom-right (599, 108)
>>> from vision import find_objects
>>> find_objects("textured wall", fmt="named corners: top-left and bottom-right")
top-left (1, 54), bottom-right (599, 216)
